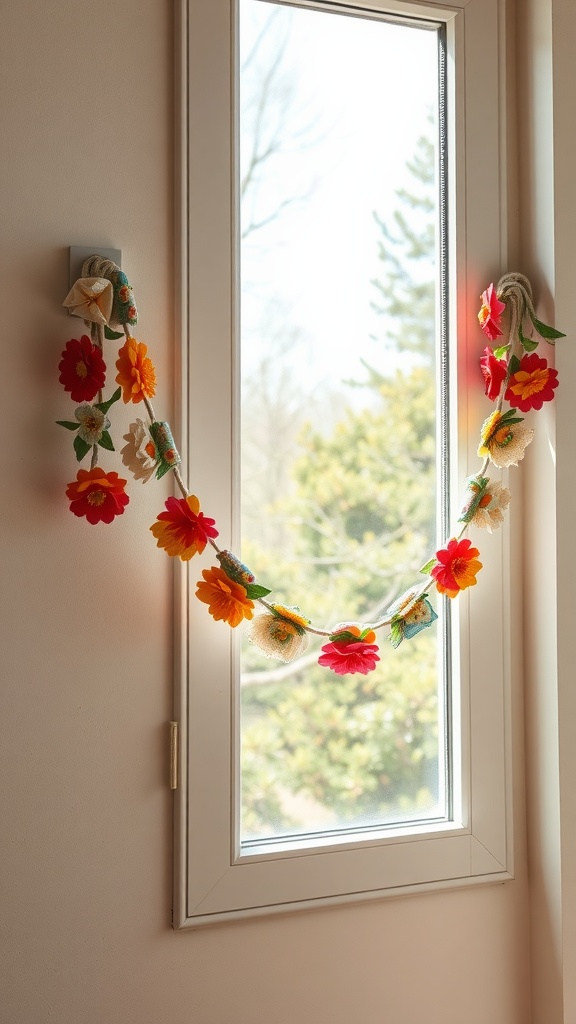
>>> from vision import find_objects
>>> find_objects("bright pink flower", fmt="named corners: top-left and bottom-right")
top-left (480, 346), bottom-right (507, 401)
top-left (318, 629), bottom-right (380, 676)
top-left (431, 537), bottom-right (482, 599)
top-left (478, 284), bottom-right (506, 341)
top-left (504, 353), bottom-right (558, 412)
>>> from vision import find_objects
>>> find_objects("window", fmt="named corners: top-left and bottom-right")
top-left (173, 0), bottom-right (513, 928)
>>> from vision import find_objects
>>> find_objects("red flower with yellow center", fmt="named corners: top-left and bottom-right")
top-left (150, 494), bottom-right (218, 560)
top-left (66, 467), bottom-right (129, 525)
top-left (58, 335), bottom-right (106, 402)
top-left (318, 625), bottom-right (380, 676)
top-left (431, 537), bottom-right (482, 598)
top-left (115, 337), bottom-right (156, 403)
top-left (195, 566), bottom-right (254, 627)
top-left (504, 352), bottom-right (558, 411)
top-left (478, 283), bottom-right (506, 341)
top-left (480, 346), bottom-right (507, 401)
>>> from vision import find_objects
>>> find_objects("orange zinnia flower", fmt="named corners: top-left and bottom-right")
top-left (115, 337), bottom-right (156, 403)
top-left (150, 494), bottom-right (218, 560)
top-left (195, 566), bottom-right (254, 627)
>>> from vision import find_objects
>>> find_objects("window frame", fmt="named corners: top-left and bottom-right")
top-left (173, 0), bottom-right (513, 929)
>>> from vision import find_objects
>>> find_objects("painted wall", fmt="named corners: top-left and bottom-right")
top-left (0, 2), bottom-right (532, 1022)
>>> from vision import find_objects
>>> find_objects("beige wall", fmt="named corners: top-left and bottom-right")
top-left (0, 2), bottom-right (536, 1022)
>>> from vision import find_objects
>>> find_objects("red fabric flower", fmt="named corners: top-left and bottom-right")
top-left (66, 467), bottom-right (130, 525)
top-left (478, 284), bottom-right (506, 341)
top-left (150, 494), bottom-right (218, 560)
top-left (480, 346), bottom-right (507, 401)
top-left (504, 352), bottom-right (558, 412)
top-left (431, 537), bottom-right (482, 599)
top-left (318, 627), bottom-right (380, 676)
top-left (58, 335), bottom-right (106, 402)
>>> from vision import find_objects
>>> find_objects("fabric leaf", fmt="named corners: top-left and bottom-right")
top-left (73, 434), bottom-right (92, 461)
top-left (95, 387), bottom-right (122, 415)
top-left (56, 420), bottom-right (80, 431)
top-left (97, 430), bottom-right (115, 452)
top-left (530, 314), bottom-right (566, 341)
top-left (244, 583), bottom-right (272, 600)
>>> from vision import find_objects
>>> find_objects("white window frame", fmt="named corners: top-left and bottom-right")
top-left (173, 0), bottom-right (513, 928)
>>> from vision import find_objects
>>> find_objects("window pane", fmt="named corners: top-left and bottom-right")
top-left (239, 0), bottom-right (446, 845)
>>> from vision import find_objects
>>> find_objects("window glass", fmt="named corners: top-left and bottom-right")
top-left (239, 0), bottom-right (446, 844)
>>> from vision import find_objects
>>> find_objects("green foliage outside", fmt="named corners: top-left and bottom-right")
top-left (240, 133), bottom-right (443, 840)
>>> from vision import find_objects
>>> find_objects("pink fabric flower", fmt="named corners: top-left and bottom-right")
top-left (318, 627), bottom-right (380, 676)
top-left (480, 346), bottom-right (507, 401)
top-left (478, 284), bottom-right (506, 341)
top-left (431, 537), bottom-right (482, 599)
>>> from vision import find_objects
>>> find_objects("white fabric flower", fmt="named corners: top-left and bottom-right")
top-left (121, 419), bottom-right (157, 483)
top-left (247, 608), bottom-right (309, 663)
top-left (63, 277), bottom-right (114, 325)
top-left (74, 404), bottom-right (110, 445)
top-left (471, 480), bottom-right (511, 533)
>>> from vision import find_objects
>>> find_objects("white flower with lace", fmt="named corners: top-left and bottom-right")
top-left (121, 419), bottom-right (157, 483)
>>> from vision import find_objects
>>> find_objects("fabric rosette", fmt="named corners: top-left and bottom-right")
top-left (480, 346), bottom-right (507, 401)
top-left (247, 605), bottom-right (310, 663)
top-left (318, 625), bottom-right (380, 676)
top-left (478, 283), bottom-right (506, 341)
top-left (386, 587), bottom-right (438, 648)
top-left (63, 277), bottom-right (114, 325)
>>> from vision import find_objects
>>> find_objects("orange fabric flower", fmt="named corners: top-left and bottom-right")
top-left (115, 337), bottom-right (156, 403)
top-left (150, 494), bottom-right (218, 560)
top-left (66, 467), bottom-right (129, 525)
top-left (195, 566), bottom-right (254, 627)
top-left (431, 538), bottom-right (482, 599)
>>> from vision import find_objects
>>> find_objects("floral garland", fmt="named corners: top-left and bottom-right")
top-left (57, 268), bottom-right (565, 675)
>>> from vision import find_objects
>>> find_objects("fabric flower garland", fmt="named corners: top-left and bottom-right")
top-left (57, 266), bottom-right (566, 675)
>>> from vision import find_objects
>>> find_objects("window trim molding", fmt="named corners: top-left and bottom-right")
top-left (173, 0), bottom-right (513, 929)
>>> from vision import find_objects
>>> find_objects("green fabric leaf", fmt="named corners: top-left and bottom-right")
top-left (328, 630), bottom-right (360, 644)
top-left (244, 583), bottom-right (272, 600)
top-left (104, 326), bottom-right (124, 340)
top-left (493, 345), bottom-right (509, 360)
top-left (508, 354), bottom-right (521, 375)
top-left (419, 558), bottom-right (436, 575)
top-left (518, 328), bottom-right (539, 352)
top-left (389, 620), bottom-right (404, 649)
top-left (97, 431), bottom-right (115, 452)
top-left (73, 435), bottom-right (91, 462)
top-left (95, 387), bottom-right (122, 415)
top-left (56, 420), bottom-right (79, 431)
top-left (530, 314), bottom-right (566, 341)
top-left (155, 460), bottom-right (173, 480)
